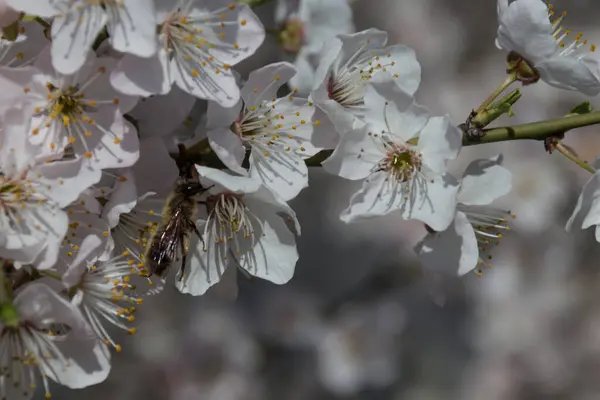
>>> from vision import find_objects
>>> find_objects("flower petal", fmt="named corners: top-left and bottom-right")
top-left (133, 137), bottom-right (179, 196)
top-left (50, 6), bottom-right (107, 75)
top-left (566, 171), bottom-right (600, 234)
top-left (458, 154), bottom-right (512, 205)
top-left (322, 123), bottom-right (380, 180)
top-left (248, 149), bottom-right (308, 201)
top-left (107, 0), bottom-right (157, 57)
top-left (496, 0), bottom-right (556, 64)
top-left (207, 127), bottom-right (247, 175)
top-left (416, 211), bottom-right (479, 276)
top-left (110, 49), bottom-right (172, 96)
top-left (196, 165), bottom-right (262, 194)
top-left (241, 61), bottom-right (297, 106)
top-left (536, 56), bottom-right (600, 95)
top-left (417, 115), bottom-right (462, 175)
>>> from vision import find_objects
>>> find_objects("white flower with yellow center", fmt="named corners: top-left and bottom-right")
top-left (7, 0), bottom-right (157, 75)
top-left (323, 72), bottom-right (461, 231)
top-left (176, 166), bottom-right (300, 296)
top-left (207, 61), bottom-right (332, 201)
top-left (496, 0), bottom-right (600, 94)
top-left (111, 0), bottom-right (265, 107)
top-left (0, 47), bottom-right (139, 176)
top-left (311, 28), bottom-right (421, 134)
top-left (0, 107), bottom-right (98, 269)
top-left (0, 283), bottom-right (110, 399)
top-left (63, 255), bottom-right (143, 353)
top-left (416, 155), bottom-right (514, 277)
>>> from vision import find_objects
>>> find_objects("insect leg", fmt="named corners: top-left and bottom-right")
top-left (178, 238), bottom-right (187, 282)
top-left (189, 220), bottom-right (206, 250)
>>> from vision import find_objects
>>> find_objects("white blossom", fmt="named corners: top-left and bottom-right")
top-left (7, 0), bottom-right (157, 75)
top-left (206, 61), bottom-right (333, 201)
top-left (0, 283), bottom-right (110, 399)
top-left (496, 0), bottom-right (600, 94)
top-left (0, 106), bottom-right (98, 269)
top-left (416, 155), bottom-right (513, 276)
top-left (566, 157), bottom-right (600, 241)
top-left (311, 28), bottom-right (421, 134)
top-left (111, 0), bottom-right (265, 106)
top-left (176, 166), bottom-right (300, 296)
top-left (323, 72), bottom-right (461, 231)
top-left (0, 47), bottom-right (140, 177)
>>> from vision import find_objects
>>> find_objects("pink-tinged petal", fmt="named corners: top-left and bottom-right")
top-left (129, 85), bottom-right (196, 137)
top-left (110, 50), bottom-right (172, 96)
top-left (566, 171), bottom-right (600, 234)
top-left (235, 205), bottom-right (298, 284)
top-left (207, 127), bottom-right (247, 175)
top-left (416, 211), bottom-right (479, 276)
top-left (363, 72), bottom-right (430, 141)
top-left (458, 155), bottom-right (512, 205)
top-left (496, 0), bottom-right (556, 64)
top-left (322, 124), bottom-right (380, 180)
top-left (241, 62), bottom-right (297, 106)
top-left (133, 137), bottom-right (179, 196)
top-left (417, 116), bottom-right (462, 175)
top-left (196, 165), bottom-right (262, 194)
top-left (50, 6), bottom-right (107, 75)
top-left (101, 170), bottom-right (138, 229)
top-left (6, 0), bottom-right (58, 17)
top-left (108, 0), bottom-right (157, 57)
top-left (402, 173), bottom-right (460, 232)
top-left (248, 150), bottom-right (308, 201)
top-left (536, 56), bottom-right (600, 95)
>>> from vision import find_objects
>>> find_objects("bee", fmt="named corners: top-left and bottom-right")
top-left (142, 145), bottom-right (211, 281)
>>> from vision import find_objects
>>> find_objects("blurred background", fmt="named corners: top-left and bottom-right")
top-left (48, 0), bottom-right (600, 398)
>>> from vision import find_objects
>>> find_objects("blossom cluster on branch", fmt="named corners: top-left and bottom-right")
top-left (0, 0), bottom-right (599, 397)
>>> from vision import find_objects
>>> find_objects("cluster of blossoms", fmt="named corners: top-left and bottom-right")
top-left (0, 0), bottom-right (598, 396)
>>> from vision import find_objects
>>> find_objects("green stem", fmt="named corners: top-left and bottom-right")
top-left (463, 110), bottom-right (600, 145)
top-left (33, 17), bottom-right (51, 30)
top-left (475, 74), bottom-right (517, 114)
top-left (555, 142), bottom-right (596, 174)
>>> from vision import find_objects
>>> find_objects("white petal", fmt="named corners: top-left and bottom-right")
top-left (6, 0), bottom-right (58, 17)
top-left (536, 56), bottom-right (600, 95)
top-left (416, 211), bottom-right (479, 276)
top-left (50, 6), bottom-right (107, 75)
top-left (417, 115), bottom-right (462, 175)
top-left (235, 204), bottom-right (298, 284)
top-left (340, 171), bottom-right (405, 222)
top-left (207, 128), bottom-right (247, 175)
top-left (45, 340), bottom-right (111, 389)
top-left (101, 170), bottom-right (138, 229)
top-left (496, 0), bottom-right (556, 64)
top-left (196, 165), bottom-right (262, 194)
top-left (312, 36), bottom-right (343, 91)
top-left (322, 123), bottom-right (380, 180)
top-left (379, 44), bottom-right (421, 96)
top-left (107, 0), bottom-right (157, 57)
top-left (206, 98), bottom-right (242, 130)
top-left (363, 72), bottom-right (429, 141)
top-left (0, 105), bottom-right (37, 175)
top-left (458, 155), bottom-right (513, 205)
top-left (212, 4), bottom-right (265, 66)
top-left (36, 157), bottom-right (101, 208)
top-left (248, 149), bottom-right (308, 201)
top-left (176, 220), bottom-right (229, 296)
top-left (241, 61), bottom-right (297, 106)
top-left (110, 49), bottom-right (172, 96)
top-left (402, 173), bottom-right (460, 231)
top-left (566, 171), bottom-right (600, 234)
top-left (289, 51), bottom-right (317, 96)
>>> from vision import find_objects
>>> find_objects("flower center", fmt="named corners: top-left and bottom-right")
top-left (204, 193), bottom-right (259, 255)
top-left (458, 205), bottom-right (515, 276)
top-left (375, 139), bottom-right (422, 183)
top-left (0, 173), bottom-right (52, 234)
top-left (278, 18), bottom-right (305, 54)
